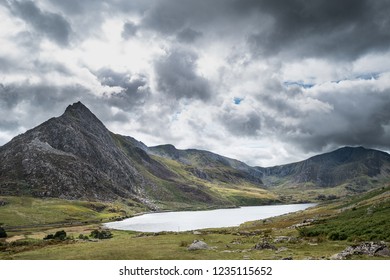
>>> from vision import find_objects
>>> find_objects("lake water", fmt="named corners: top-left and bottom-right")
top-left (104, 203), bottom-right (316, 232)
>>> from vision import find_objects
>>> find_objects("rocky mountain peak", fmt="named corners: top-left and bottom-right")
top-left (64, 101), bottom-right (90, 113)
top-left (64, 100), bottom-right (97, 119)
top-left (61, 101), bottom-right (106, 131)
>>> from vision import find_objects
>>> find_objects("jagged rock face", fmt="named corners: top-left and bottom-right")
top-left (0, 102), bottom-right (148, 201)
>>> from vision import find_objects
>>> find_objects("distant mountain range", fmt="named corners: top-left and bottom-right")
top-left (1, 102), bottom-right (390, 210)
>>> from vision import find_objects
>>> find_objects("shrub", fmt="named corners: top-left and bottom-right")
top-left (78, 234), bottom-right (89, 240)
top-left (44, 230), bottom-right (67, 240)
top-left (90, 229), bottom-right (113, 239)
top-left (43, 234), bottom-right (54, 240)
top-left (328, 231), bottom-right (348, 241)
top-left (53, 230), bottom-right (67, 240)
top-left (0, 227), bottom-right (7, 238)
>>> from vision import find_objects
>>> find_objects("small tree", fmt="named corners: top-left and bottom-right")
top-left (0, 227), bottom-right (7, 238)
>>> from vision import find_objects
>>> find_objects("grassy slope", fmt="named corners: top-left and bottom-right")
top-left (152, 156), bottom-right (280, 206)
top-left (298, 186), bottom-right (390, 242)
top-left (0, 196), bottom-right (147, 228)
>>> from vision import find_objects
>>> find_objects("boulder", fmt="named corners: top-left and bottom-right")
top-left (253, 241), bottom-right (277, 251)
top-left (188, 240), bottom-right (209, 251)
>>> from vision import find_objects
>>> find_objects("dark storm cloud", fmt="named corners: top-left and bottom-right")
top-left (276, 81), bottom-right (390, 152)
top-left (140, 0), bottom-right (239, 35)
top-left (121, 22), bottom-right (138, 39)
top-left (245, 0), bottom-right (390, 60)
top-left (154, 49), bottom-right (211, 101)
top-left (138, 0), bottom-right (390, 61)
top-left (96, 68), bottom-right (150, 110)
top-left (47, 0), bottom-right (102, 15)
top-left (6, 0), bottom-right (72, 46)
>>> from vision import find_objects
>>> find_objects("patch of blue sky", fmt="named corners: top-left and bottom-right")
top-left (331, 72), bottom-right (380, 84)
top-left (233, 97), bottom-right (244, 105)
top-left (355, 72), bottom-right (380, 80)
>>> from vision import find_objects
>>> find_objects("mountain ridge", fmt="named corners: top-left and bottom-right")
top-left (1, 102), bottom-right (390, 209)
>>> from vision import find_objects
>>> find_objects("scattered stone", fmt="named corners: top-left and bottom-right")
top-left (193, 231), bottom-right (202, 235)
top-left (331, 242), bottom-right (390, 259)
top-left (273, 236), bottom-right (289, 243)
top-left (276, 247), bottom-right (288, 253)
top-left (222, 249), bottom-right (241, 253)
top-left (243, 255), bottom-right (251, 260)
top-left (289, 218), bottom-right (317, 229)
top-left (188, 240), bottom-right (209, 251)
top-left (253, 241), bottom-right (277, 251)
top-left (273, 236), bottom-right (299, 243)
top-left (230, 238), bottom-right (242, 245)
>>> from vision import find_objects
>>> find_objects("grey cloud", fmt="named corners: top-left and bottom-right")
top-left (96, 68), bottom-right (150, 110)
top-left (0, 119), bottom-right (19, 131)
top-left (279, 84), bottom-right (390, 153)
top-left (7, 0), bottom-right (72, 46)
top-left (220, 109), bottom-right (262, 137)
top-left (0, 84), bottom-right (20, 108)
top-left (177, 28), bottom-right (202, 43)
top-left (139, 0), bottom-right (390, 61)
top-left (154, 49), bottom-right (211, 101)
top-left (47, 0), bottom-right (103, 15)
top-left (0, 57), bottom-right (15, 73)
top-left (245, 0), bottom-right (390, 60)
top-left (141, 0), bottom-right (236, 35)
top-left (32, 60), bottom-right (72, 75)
top-left (121, 22), bottom-right (138, 39)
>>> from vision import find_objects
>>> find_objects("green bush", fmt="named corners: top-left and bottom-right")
top-left (78, 234), bottom-right (89, 240)
top-left (43, 230), bottom-right (67, 240)
top-left (90, 229), bottom-right (113, 239)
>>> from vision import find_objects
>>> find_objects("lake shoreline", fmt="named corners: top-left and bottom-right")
top-left (104, 203), bottom-right (317, 233)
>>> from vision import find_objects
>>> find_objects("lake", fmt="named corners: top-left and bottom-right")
top-left (104, 203), bottom-right (316, 232)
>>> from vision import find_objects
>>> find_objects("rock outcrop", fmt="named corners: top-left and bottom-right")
top-left (331, 242), bottom-right (390, 259)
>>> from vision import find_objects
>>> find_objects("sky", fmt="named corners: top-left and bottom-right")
top-left (1, 0), bottom-right (390, 167)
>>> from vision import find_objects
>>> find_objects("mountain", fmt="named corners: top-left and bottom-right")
top-left (1, 102), bottom-right (390, 209)
top-left (258, 146), bottom-right (390, 198)
top-left (0, 102), bottom-right (272, 210)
